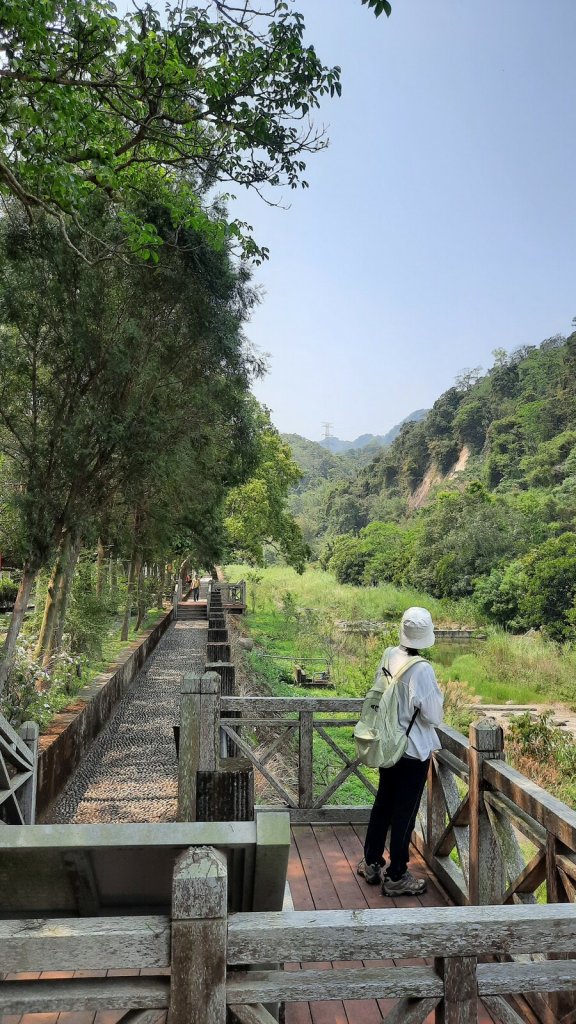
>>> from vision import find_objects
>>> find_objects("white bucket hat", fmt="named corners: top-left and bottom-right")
top-left (399, 607), bottom-right (435, 649)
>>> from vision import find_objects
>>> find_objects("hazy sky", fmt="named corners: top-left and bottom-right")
top-left (228, 1), bottom-right (576, 442)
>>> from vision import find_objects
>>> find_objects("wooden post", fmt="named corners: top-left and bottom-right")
top-left (468, 719), bottom-right (505, 905)
top-left (298, 710), bottom-right (314, 808)
top-left (207, 643), bottom-right (231, 663)
top-left (206, 663), bottom-right (237, 757)
top-left (177, 673), bottom-right (220, 822)
top-left (17, 721), bottom-right (39, 825)
top-left (427, 758), bottom-right (445, 856)
top-left (208, 628), bottom-right (229, 644)
top-left (434, 956), bottom-right (476, 1023)
top-left (168, 846), bottom-right (227, 1024)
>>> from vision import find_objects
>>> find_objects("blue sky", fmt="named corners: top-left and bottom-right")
top-left (230, 1), bottom-right (576, 442)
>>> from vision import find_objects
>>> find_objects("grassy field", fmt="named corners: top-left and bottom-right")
top-left (226, 564), bottom-right (576, 810)
top-left (226, 564), bottom-right (576, 709)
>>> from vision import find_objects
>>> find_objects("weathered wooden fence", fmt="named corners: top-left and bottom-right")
top-left (216, 692), bottom-right (576, 1022)
top-left (0, 713), bottom-right (38, 824)
top-left (0, 813), bottom-right (290, 1020)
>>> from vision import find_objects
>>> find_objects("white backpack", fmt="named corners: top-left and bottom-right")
top-left (353, 653), bottom-right (425, 768)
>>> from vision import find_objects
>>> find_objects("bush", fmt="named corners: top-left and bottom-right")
top-left (0, 579), bottom-right (18, 606)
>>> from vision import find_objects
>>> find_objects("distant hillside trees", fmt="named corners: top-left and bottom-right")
top-left (312, 330), bottom-right (576, 639)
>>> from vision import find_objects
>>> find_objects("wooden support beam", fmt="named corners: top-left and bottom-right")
top-left (168, 846), bottom-right (227, 1024)
top-left (469, 718), bottom-right (505, 905)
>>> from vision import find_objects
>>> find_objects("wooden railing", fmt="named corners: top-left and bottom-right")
top-left (208, 579), bottom-right (246, 613)
top-left (0, 713), bottom-right (38, 824)
top-left (220, 695), bottom-right (374, 821)
top-left (219, 694), bottom-right (576, 1022)
top-left (0, 814), bottom-right (290, 1021)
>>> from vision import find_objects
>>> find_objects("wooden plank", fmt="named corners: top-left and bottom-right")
top-left (435, 725), bottom-right (470, 762)
top-left (477, 958), bottom-right (576, 993)
top-left (17, 720), bottom-right (39, 824)
top-left (311, 826), bottom-right (366, 911)
top-left (229, 1005), bottom-right (278, 1024)
top-left (252, 809), bottom-right (291, 912)
top-left (484, 800), bottom-right (530, 903)
top-left (284, 806), bottom-right (372, 825)
top-left (299, 711), bottom-right (314, 808)
top-left (312, 725), bottom-right (377, 803)
top-left (384, 996), bottom-right (441, 1024)
top-left (435, 749), bottom-right (469, 783)
top-left (221, 725), bottom-right (298, 807)
top-left (0, 820), bottom-right (256, 851)
top-left (226, 903), bottom-right (576, 963)
top-left (502, 849), bottom-right (545, 905)
top-left (221, 698), bottom-right (362, 714)
top-left (0, 976), bottom-right (170, 1012)
top-left (412, 830), bottom-right (468, 907)
top-left (484, 790), bottom-right (546, 848)
top-left (62, 851), bottom-right (101, 914)
top-left (226, 965), bottom-right (443, 1002)
top-left (0, 713), bottom-right (36, 762)
top-left (484, 759), bottom-right (576, 850)
top-left (481, 997), bottom-right (525, 1024)
top-left (0, 916), bottom-right (170, 973)
top-left (177, 675), bottom-right (202, 820)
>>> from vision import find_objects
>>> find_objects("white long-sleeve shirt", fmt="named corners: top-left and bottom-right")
top-left (375, 646), bottom-right (444, 761)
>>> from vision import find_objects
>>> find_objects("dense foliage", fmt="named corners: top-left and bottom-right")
top-left (286, 332), bottom-right (576, 639)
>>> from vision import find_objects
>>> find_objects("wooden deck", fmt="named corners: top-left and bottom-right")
top-left (285, 824), bottom-right (500, 1024)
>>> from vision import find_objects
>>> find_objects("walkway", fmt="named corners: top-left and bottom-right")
top-left (286, 824), bottom-right (500, 1024)
top-left (47, 614), bottom-right (207, 824)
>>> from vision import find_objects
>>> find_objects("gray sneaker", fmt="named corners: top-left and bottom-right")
top-left (382, 870), bottom-right (427, 896)
top-left (357, 858), bottom-right (384, 885)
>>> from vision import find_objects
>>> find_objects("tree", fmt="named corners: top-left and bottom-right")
top-left (0, 201), bottom-right (262, 691)
top-left (224, 409), bottom-right (310, 571)
top-left (0, 0), bottom-right (360, 262)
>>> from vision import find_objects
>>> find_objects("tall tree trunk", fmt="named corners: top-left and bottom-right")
top-left (135, 559), bottom-right (146, 631)
top-left (0, 563), bottom-right (38, 698)
top-left (33, 529), bottom-right (72, 662)
top-left (110, 556), bottom-right (118, 605)
top-left (120, 551), bottom-right (140, 642)
top-left (46, 534), bottom-right (81, 666)
top-left (156, 563), bottom-right (165, 609)
top-left (95, 537), bottom-right (106, 598)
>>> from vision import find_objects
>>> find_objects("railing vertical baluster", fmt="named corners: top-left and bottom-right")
top-left (434, 955), bottom-right (477, 1023)
top-left (299, 709), bottom-right (314, 808)
top-left (427, 759), bottom-right (445, 855)
top-left (469, 719), bottom-right (505, 905)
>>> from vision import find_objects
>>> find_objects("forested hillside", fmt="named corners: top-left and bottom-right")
top-left (296, 332), bottom-right (576, 639)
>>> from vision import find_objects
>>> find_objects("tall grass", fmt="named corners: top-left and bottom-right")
top-left (226, 564), bottom-right (576, 710)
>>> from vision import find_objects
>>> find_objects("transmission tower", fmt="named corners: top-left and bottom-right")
top-left (321, 422), bottom-right (333, 440)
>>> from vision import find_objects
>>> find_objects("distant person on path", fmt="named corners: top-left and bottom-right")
top-left (357, 607), bottom-right (444, 896)
top-left (192, 574), bottom-right (201, 602)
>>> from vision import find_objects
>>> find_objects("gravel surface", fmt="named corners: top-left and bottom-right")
top-left (48, 618), bottom-right (207, 824)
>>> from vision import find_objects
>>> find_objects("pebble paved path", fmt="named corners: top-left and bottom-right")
top-left (48, 617), bottom-right (207, 824)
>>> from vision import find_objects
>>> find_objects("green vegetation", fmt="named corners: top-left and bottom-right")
top-left (228, 564), bottom-right (576, 807)
top-left (281, 333), bottom-right (576, 646)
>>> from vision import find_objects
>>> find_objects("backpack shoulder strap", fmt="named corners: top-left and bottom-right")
top-left (390, 655), bottom-right (426, 683)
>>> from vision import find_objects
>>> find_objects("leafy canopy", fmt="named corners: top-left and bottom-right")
top-left (0, 0), bottom-right (350, 261)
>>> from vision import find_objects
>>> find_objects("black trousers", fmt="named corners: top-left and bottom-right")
top-left (364, 755), bottom-right (430, 881)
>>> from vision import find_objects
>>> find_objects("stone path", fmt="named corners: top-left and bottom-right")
top-left (471, 702), bottom-right (576, 738)
top-left (48, 617), bottom-right (207, 824)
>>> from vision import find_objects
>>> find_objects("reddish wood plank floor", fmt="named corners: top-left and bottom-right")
top-left (285, 824), bottom-right (501, 1024)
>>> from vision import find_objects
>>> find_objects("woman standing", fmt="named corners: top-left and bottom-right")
top-left (357, 607), bottom-right (443, 896)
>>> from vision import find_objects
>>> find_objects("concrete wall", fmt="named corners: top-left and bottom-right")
top-left (37, 610), bottom-right (173, 817)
